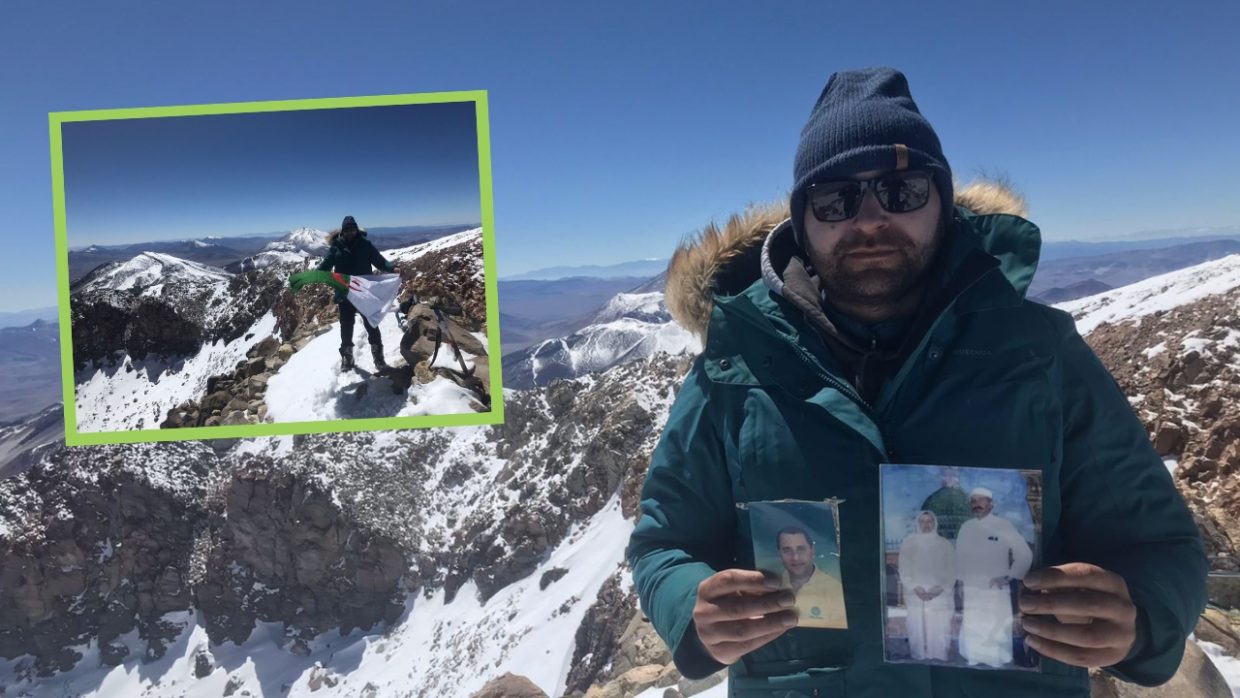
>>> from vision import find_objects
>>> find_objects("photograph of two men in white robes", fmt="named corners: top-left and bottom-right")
top-left (881, 465), bottom-right (1041, 671)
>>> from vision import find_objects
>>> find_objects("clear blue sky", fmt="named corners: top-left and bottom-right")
top-left (2, 0), bottom-right (1237, 312)
top-left (62, 102), bottom-right (480, 246)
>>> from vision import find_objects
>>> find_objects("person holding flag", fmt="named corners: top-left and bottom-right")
top-left (290, 215), bottom-right (401, 371)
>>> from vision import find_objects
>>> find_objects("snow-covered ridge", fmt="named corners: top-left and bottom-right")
top-left (1054, 254), bottom-right (1240, 336)
top-left (592, 292), bottom-right (668, 324)
top-left (77, 252), bottom-right (232, 293)
top-left (384, 227), bottom-right (482, 261)
top-left (234, 228), bottom-right (330, 271)
top-left (265, 227), bottom-right (329, 255)
top-left (507, 289), bottom-right (698, 389)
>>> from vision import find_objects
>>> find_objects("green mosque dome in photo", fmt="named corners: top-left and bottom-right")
top-left (922, 481), bottom-right (972, 542)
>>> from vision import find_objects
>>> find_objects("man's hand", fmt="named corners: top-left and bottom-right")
top-left (693, 569), bottom-right (798, 665)
top-left (1019, 563), bottom-right (1138, 668)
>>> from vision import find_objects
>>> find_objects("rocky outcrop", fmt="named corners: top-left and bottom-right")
top-left (71, 291), bottom-right (199, 367)
top-left (566, 571), bottom-right (638, 694)
top-left (442, 356), bottom-right (687, 603)
top-left (271, 281), bottom-right (338, 352)
top-left (402, 234), bottom-right (487, 328)
top-left (70, 264), bottom-right (286, 370)
top-left (161, 334), bottom-right (303, 428)
top-left (196, 458), bottom-right (407, 648)
top-left (0, 442), bottom-right (407, 673)
top-left (0, 442), bottom-right (212, 674)
top-left (471, 673), bottom-right (549, 698)
top-left (1082, 287), bottom-right (1240, 571)
top-left (400, 299), bottom-right (490, 407)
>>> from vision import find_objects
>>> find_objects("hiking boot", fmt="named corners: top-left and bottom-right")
top-left (339, 346), bottom-right (355, 371)
top-left (370, 343), bottom-right (388, 371)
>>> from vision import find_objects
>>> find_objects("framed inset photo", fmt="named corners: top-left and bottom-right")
top-left (747, 499), bottom-right (847, 629)
top-left (49, 92), bottom-right (502, 446)
top-left (880, 464), bottom-right (1043, 671)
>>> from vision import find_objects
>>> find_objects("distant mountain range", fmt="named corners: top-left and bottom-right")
top-left (502, 291), bottom-right (697, 389)
top-left (1040, 233), bottom-right (1240, 262)
top-left (0, 306), bottom-right (57, 329)
top-left (0, 319), bottom-right (60, 424)
top-left (501, 257), bottom-right (669, 281)
top-left (498, 276), bottom-right (657, 354)
top-left (1029, 239), bottom-right (1240, 304)
top-left (67, 225), bottom-right (476, 283)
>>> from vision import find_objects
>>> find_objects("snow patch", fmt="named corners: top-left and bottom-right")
top-left (1197, 638), bottom-right (1240, 697)
top-left (73, 313), bottom-right (279, 432)
top-left (1055, 254), bottom-right (1240, 336)
top-left (264, 311), bottom-right (486, 422)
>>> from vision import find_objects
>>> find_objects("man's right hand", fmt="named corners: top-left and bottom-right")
top-left (693, 569), bottom-right (799, 666)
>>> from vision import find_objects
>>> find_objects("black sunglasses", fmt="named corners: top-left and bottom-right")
top-left (806, 170), bottom-right (932, 223)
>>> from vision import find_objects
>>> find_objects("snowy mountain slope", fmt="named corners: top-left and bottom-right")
top-left (74, 251), bottom-right (231, 294)
top-left (70, 226), bottom-right (491, 433)
top-left (503, 291), bottom-right (699, 389)
top-left (281, 227), bottom-right (330, 254)
top-left (0, 499), bottom-right (630, 698)
top-left (0, 403), bottom-right (63, 479)
top-left (228, 227), bottom-right (330, 272)
top-left (12, 240), bottom-right (1240, 697)
top-left (0, 348), bottom-right (691, 697)
top-left (264, 311), bottom-right (482, 422)
top-left (1054, 253), bottom-right (1240, 335)
top-left (69, 247), bottom-right (285, 374)
top-left (73, 313), bottom-right (279, 432)
top-left (383, 227), bottom-right (482, 265)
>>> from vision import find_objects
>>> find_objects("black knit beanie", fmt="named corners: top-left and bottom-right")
top-left (790, 67), bottom-right (953, 247)
top-left (341, 215), bottom-right (359, 235)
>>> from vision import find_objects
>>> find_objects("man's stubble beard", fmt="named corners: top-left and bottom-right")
top-left (811, 215), bottom-right (946, 311)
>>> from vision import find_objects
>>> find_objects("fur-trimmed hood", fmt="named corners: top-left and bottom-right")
top-left (665, 180), bottom-right (1032, 341)
top-left (325, 227), bottom-right (369, 246)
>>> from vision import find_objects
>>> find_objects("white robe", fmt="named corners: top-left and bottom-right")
top-left (898, 531), bottom-right (956, 660)
top-left (955, 513), bottom-right (1034, 666)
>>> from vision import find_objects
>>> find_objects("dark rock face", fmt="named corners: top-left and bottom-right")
top-left (402, 235), bottom-right (487, 328)
top-left (565, 570), bottom-right (637, 695)
top-left (70, 259), bottom-right (288, 371)
top-left (0, 442), bottom-right (210, 674)
top-left (0, 443), bottom-right (407, 674)
top-left (196, 460), bottom-right (407, 646)
top-left (272, 282), bottom-right (338, 349)
top-left (69, 290), bottom-right (139, 367)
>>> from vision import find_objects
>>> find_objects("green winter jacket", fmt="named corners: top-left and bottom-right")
top-left (316, 230), bottom-right (397, 303)
top-left (627, 191), bottom-right (1207, 697)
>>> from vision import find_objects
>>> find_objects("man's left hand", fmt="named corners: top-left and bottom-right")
top-left (1019, 563), bottom-right (1138, 668)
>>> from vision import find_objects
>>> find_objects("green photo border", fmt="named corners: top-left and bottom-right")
top-left (49, 91), bottom-right (504, 446)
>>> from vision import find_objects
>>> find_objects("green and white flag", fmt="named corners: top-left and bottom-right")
top-left (289, 271), bottom-right (402, 326)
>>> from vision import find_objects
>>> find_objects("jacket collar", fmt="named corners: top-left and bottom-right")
top-left (665, 180), bottom-right (1040, 347)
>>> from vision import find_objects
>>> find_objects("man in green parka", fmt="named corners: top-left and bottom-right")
top-left (317, 215), bottom-right (400, 371)
top-left (628, 67), bottom-right (1207, 697)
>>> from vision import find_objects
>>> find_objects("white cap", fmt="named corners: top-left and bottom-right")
top-left (970, 487), bottom-right (994, 499)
